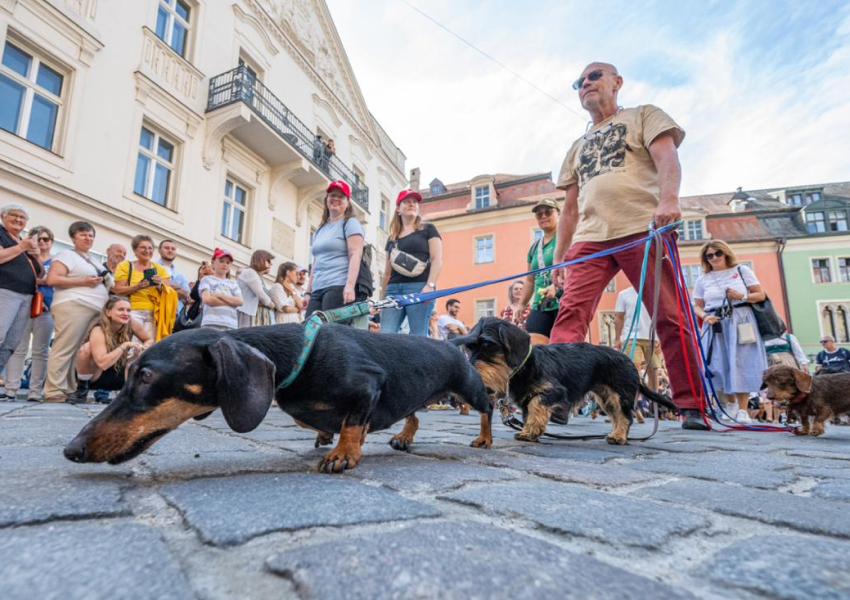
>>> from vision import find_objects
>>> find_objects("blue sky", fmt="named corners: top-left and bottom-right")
top-left (327, 1), bottom-right (850, 196)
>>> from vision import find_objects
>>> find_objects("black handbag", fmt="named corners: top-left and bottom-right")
top-left (737, 267), bottom-right (786, 340)
top-left (173, 304), bottom-right (202, 333)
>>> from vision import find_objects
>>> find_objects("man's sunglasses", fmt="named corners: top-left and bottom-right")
top-left (705, 250), bottom-right (724, 259)
top-left (572, 69), bottom-right (608, 90)
top-left (37, 237), bottom-right (52, 242)
top-left (820, 340), bottom-right (831, 344)
top-left (534, 208), bottom-right (555, 218)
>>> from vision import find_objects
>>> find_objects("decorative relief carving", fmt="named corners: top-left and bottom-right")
top-left (272, 218), bottom-right (296, 258)
top-left (63, 0), bottom-right (97, 19)
top-left (139, 27), bottom-right (203, 108)
top-left (256, 0), bottom-right (347, 103)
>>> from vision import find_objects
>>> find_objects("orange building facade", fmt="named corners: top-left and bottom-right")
top-left (419, 173), bottom-right (789, 345)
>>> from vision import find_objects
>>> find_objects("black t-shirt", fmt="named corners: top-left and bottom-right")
top-left (0, 227), bottom-right (40, 294)
top-left (817, 348), bottom-right (850, 372)
top-left (384, 223), bottom-right (441, 284)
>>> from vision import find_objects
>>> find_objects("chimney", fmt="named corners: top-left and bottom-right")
top-left (409, 167), bottom-right (421, 191)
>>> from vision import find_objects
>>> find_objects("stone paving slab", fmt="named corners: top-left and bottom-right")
top-left (0, 521), bottom-right (194, 600)
top-left (700, 534), bottom-right (850, 600)
top-left (160, 473), bottom-right (441, 546)
top-left (0, 469), bottom-right (130, 527)
top-left (811, 480), bottom-right (850, 501)
top-left (442, 480), bottom-right (710, 549)
top-left (139, 449), bottom-right (310, 480)
top-left (511, 441), bottom-right (657, 462)
top-left (637, 479), bottom-right (850, 537)
top-left (348, 452), bottom-right (515, 492)
top-left (147, 424), bottom-right (261, 455)
top-left (265, 521), bottom-right (698, 600)
top-left (0, 413), bottom-right (91, 447)
top-left (630, 455), bottom-right (798, 489)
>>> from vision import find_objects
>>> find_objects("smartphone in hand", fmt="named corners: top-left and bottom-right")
top-left (143, 268), bottom-right (158, 282)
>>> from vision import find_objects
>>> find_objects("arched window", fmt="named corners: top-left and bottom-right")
top-left (822, 306), bottom-right (837, 340)
top-left (837, 306), bottom-right (850, 343)
top-left (600, 312), bottom-right (617, 347)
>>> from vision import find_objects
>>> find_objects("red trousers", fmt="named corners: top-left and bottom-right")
top-left (549, 232), bottom-right (702, 409)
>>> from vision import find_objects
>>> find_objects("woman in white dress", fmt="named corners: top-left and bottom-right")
top-left (692, 240), bottom-right (768, 423)
top-left (270, 262), bottom-right (302, 324)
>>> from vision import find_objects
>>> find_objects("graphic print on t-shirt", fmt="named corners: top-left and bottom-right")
top-left (578, 123), bottom-right (631, 187)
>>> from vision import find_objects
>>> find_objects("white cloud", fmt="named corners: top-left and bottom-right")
top-left (328, 1), bottom-right (850, 195)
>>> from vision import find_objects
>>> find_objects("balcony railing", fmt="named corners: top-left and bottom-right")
top-left (206, 65), bottom-right (369, 210)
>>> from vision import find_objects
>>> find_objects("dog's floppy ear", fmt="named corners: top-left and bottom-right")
top-left (793, 368), bottom-right (812, 394)
top-left (207, 337), bottom-right (276, 432)
top-left (450, 318), bottom-right (484, 347)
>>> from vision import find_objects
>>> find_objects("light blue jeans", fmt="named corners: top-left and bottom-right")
top-left (380, 282), bottom-right (434, 337)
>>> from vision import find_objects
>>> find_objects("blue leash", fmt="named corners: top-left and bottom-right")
top-left (386, 222), bottom-right (682, 308)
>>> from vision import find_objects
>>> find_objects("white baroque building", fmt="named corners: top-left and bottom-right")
top-left (0, 0), bottom-right (407, 286)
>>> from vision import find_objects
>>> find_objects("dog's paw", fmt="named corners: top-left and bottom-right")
top-left (810, 428), bottom-right (825, 437)
top-left (514, 432), bottom-right (540, 443)
top-left (318, 449), bottom-right (360, 473)
top-left (389, 434), bottom-right (413, 452)
top-left (605, 434), bottom-right (628, 445)
top-left (314, 432), bottom-right (334, 448)
top-left (470, 435), bottom-right (492, 449)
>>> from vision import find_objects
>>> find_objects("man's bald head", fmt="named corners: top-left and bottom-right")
top-left (583, 62), bottom-right (618, 76)
top-left (576, 62), bottom-right (623, 115)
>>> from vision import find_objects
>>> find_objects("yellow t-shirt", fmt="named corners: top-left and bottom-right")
top-left (557, 104), bottom-right (685, 244)
top-left (113, 261), bottom-right (170, 311)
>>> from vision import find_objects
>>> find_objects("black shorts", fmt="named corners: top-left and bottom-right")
top-left (91, 366), bottom-right (125, 392)
top-left (525, 309), bottom-right (557, 337)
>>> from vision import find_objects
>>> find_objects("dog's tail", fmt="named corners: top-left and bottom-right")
top-left (639, 384), bottom-right (678, 412)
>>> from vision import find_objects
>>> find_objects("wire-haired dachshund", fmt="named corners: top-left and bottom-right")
top-left (452, 317), bottom-right (677, 444)
top-left (64, 324), bottom-right (493, 472)
top-left (761, 365), bottom-right (850, 436)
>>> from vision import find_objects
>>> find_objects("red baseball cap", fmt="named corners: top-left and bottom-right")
top-left (396, 189), bottom-right (423, 205)
top-left (326, 180), bottom-right (351, 198)
top-left (212, 248), bottom-right (234, 261)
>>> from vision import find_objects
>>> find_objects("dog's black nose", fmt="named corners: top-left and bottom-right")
top-left (64, 437), bottom-right (88, 463)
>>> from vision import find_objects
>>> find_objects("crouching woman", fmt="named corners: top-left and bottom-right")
top-left (75, 296), bottom-right (153, 397)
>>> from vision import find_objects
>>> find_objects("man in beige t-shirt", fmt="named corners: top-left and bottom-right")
top-left (549, 62), bottom-right (705, 430)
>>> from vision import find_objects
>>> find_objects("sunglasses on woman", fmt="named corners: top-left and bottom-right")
top-left (37, 237), bottom-right (52, 242)
top-left (705, 250), bottom-right (724, 259)
top-left (572, 69), bottom-right (607, 90)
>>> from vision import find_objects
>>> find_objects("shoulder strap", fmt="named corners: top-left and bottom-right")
top-left (127, 261), bottom-right (133, 284)
top-left (737, 266), bottom-right (748, 287)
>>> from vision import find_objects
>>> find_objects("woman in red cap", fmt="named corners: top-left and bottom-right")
top-left (379, 188), bottom-right (442, 336)
top-left (304, 181), bottom-right (367, 317)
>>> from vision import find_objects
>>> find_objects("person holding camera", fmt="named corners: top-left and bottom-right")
top-left (0, 204), bottom-right (43, 381)
top-left (44, 221), bottom-right (109, 403)
top-left (4, 226), bottom-right (55, 401)
top-left (73, 296), bottom-right (153, 400)
top-left (111, 235), bottom-right (173, 342)
top-left (520, 198), bottom-right (561, 345)
top-left (693, 240), bottom-right (767, 423)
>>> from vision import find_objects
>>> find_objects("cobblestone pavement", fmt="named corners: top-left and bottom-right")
top-left (2, 398), bottom-right (850, 600)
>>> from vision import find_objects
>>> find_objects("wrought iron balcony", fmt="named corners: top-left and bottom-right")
top-left (206, 65), bottom-right (369, 211)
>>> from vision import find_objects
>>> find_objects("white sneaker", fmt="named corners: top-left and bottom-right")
top-left (735, 409), bottom-right (752, 424)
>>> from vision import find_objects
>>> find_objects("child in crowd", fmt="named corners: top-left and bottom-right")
top-left (198, 249), bottom-right (243, 331)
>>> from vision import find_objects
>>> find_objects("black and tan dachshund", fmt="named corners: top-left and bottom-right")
top-left (64, 324), bottom-right (494, 472)
top-left (452, 317), bottom-right (677, 444)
